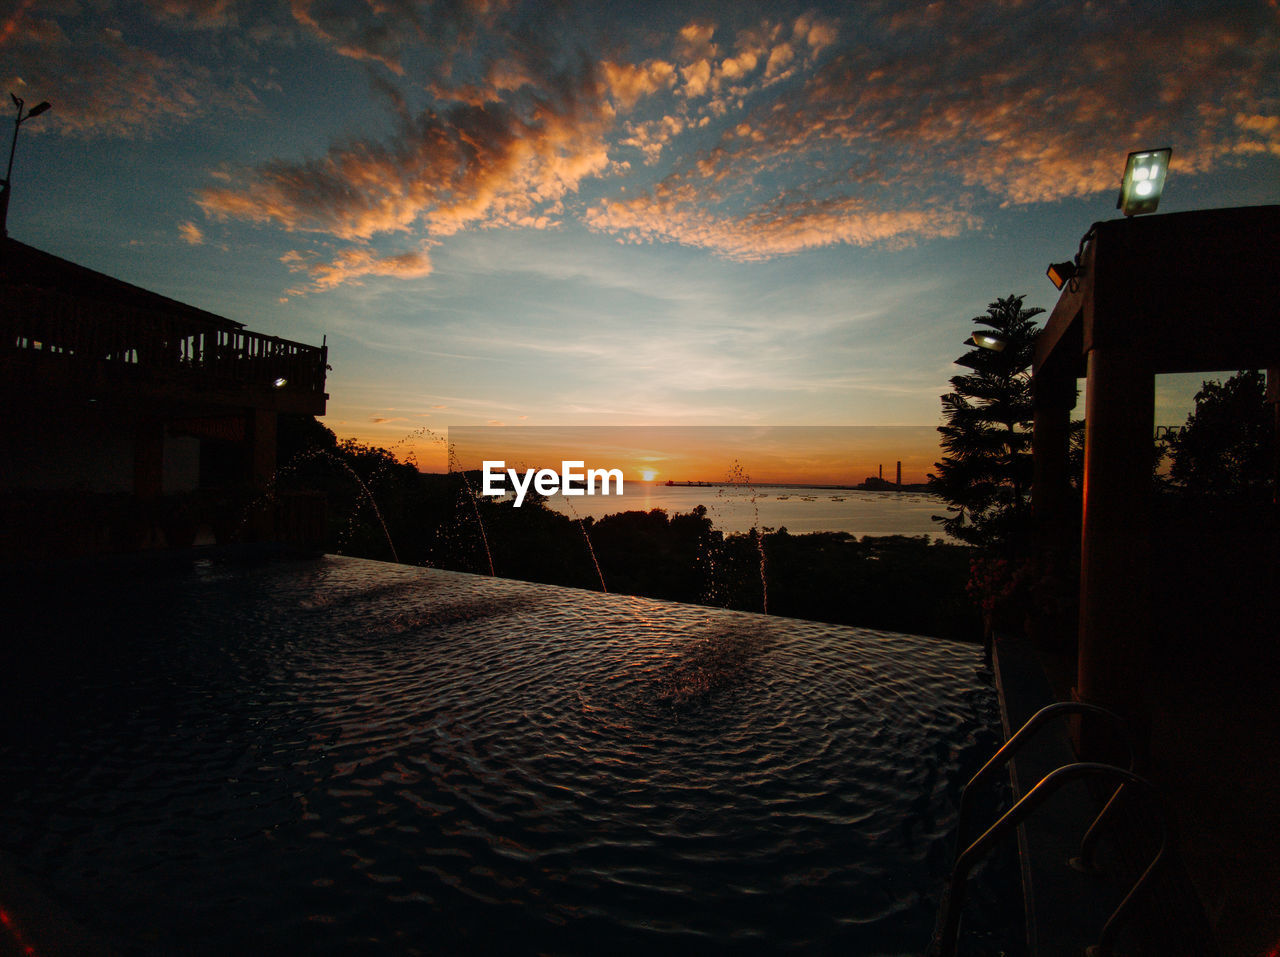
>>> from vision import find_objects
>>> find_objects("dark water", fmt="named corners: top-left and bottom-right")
top-left (1, 555), bottom-right (1007, 955)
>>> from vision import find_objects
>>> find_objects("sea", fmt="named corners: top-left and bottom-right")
top-left (539, 483), bottom-right (953, 539)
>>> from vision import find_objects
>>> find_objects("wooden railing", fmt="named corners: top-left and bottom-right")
top-left (3, 285), bottom-right (327, 395)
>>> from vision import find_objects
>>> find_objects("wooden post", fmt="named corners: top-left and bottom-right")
top-left (1076, 347), bottom-right (1154, 762)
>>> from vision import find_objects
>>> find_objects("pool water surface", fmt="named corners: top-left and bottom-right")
top-left (1, 554), bottom-right (1005, 955)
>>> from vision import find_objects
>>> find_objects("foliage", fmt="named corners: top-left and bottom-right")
top-left (1158, 370), bottom-right (1274, 501)
top-left (967, 554), bottom-right (1076, 631)
top-left (589, 505), bottom-right (720, 603)
top-left (929, 295), bottom-right (1044, 552)
top-left (761, 530), bottom-right (976, 640)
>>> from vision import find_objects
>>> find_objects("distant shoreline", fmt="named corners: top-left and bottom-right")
top-left (662, 481), bottom-right (933, 493)
top-left (431, 471), bottom-right (934, 494)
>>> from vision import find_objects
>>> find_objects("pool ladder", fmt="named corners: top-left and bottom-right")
top-left (930, 702), bottom-right (1176, 957)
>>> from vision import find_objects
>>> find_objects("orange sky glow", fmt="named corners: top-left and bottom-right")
top-left (442, 426), bottom-right (938, 485)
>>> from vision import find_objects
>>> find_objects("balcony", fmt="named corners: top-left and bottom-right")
top-left (1, 238), bottom-right (327, 417)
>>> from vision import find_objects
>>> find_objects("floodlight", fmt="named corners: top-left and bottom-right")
top-left (27, 102), bottom-right (51, 118)
top-left (1046, 260), bottom-right (1077, 290)
top-left (1116, 147), bottom-right (1171, 216)
top-left (273, 377), bottom-right (288, 388)
top-left (971, 331), bottom-right (1007, 352)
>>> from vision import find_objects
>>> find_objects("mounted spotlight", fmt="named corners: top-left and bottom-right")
top-left (971, 331), bottom-right (1007, 352)
top-left (1116, 147), bottom-right (1171, 217)
top-left (1046, 260), bottom-right (1077, 290)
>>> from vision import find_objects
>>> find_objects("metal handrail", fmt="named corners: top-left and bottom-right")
top-left (953, 701), bottom-right (1134, 860)
top-left (933, 762), bottom-right (1172, 957)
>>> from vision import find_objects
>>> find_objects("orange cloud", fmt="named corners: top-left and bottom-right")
top-left (200, 58), bottom-right (613, 243)
top-left (757, 2), bottom-right (1280, 207)
top-left (178, 220), bottom-right (204, 244)
top-left (584, 0), bottom-right (1277, 263)
top-left (680, 58), bottom-right (712, 98)
top-left (764, 42), bottom-right (794, 77)
top-left (601, 59), bottom-right (677, 108)
top-left (620, 114), bottom-right (685, 164)
top-left (586, 184), bottom-right (978, 261)
top-left (793, 12), bottom-right (837, 55)
top-left (281, 245), bottom-right (434, 295)
top-left (26, 0), bottom-right (1258, 288)
top-left (676, 21), bottom-right (718, 61)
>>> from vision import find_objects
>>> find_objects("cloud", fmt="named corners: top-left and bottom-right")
top-left (287, 0), bottom-right (514, 75)
top-left (763, 41), bottom-right (794, 77)
top-left (288, 0), bottom-right (411, 74)
top-left (601, 58), bottom-right (677, 108)
top-left (199, 50), bottom-right (615, 249)
top-left (676, 20), bottom-right (718, 61)
top-left (168, 0), bottom-right (1278, 284)
top-left (1, 7), bottom-right (256, 137)
top-left (1233, 113), bottom-right (1280, 155)
top-left (619, 114), bottom-right (685, 164)
top-left (586, 182), bottom-right (978, 261)
top-left (792, 12), bottom-right (837, 56)
top-left (178, 220), bottom-right (204, 244)
top-left (143, 0), bottom-right (236, 30)
top-left (754, 0), bottom-right (1280, 206)
top-left (679, 58), bottom-right (712, 98)
top-left (281, 244), bottom-right (434, 295)
top-left (585, 0), bottom-right (1279, 256)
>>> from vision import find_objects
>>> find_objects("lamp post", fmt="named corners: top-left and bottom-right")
top-left (1, 93), bottom-right (52, 237)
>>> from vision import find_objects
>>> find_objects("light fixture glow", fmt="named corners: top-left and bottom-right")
top-left (1046, 260), bottom-right (1077, 290)
top-left (1117, 147), bottom-right (1171, 216)
top-left (273, 377), bottom-right (288, 388)
top-left (971, 332), bottom-right (1007, 352)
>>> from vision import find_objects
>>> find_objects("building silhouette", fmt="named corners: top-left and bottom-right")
top-left (1, 238), bottom-right (328, 559)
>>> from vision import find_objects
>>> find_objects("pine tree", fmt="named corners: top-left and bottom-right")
top-left (929, 295), bottom-right (1043, 552)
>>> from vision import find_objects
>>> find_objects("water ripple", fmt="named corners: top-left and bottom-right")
top-left (0, 555), bottom-right (1002, 956)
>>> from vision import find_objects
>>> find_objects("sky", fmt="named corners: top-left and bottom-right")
top-left (4, 0), bottom-right (1279, 480)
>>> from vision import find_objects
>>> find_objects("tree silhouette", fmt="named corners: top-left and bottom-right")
top-left (1161, 370), bottom-right (1274, 500)
top-left (929, 294), bottom-right (1043, 552)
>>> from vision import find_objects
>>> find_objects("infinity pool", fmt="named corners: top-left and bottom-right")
top-left (1, 554), bottom-right (1002, 955)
